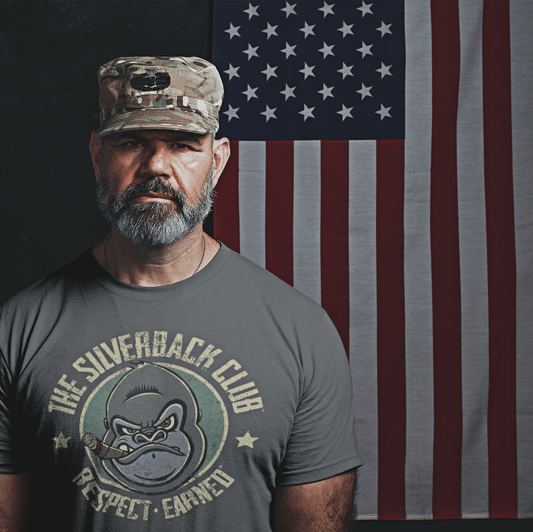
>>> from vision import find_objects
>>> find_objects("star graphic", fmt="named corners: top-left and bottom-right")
top-left (225, 23), bottom-right (241, 39)
top-left (358, 1), bottom-right (373, 17)
top-left (280, 84), bottom-right (296, 100)
top-left (261, 105), bottom-right (277, 122)
top-left (236, 431), bottom-right (259, 448)
top-left (338, 104), bottom-right (354, 121)
top-left (299, 62), bottom-right (316, 79)
top-left (376, 62), bottom-right (392, 79)
top-left (244, 2), bottom-right (260, 19)
top-left (281, 42), bottom-right (297, 59)
top-left (224, 63), bottom-right (240, 80)
top-left (281, 1), bottom-right (297, 18)
top-left (223, 105), bottom-right (240, 121)
top-left (376, 21), bottom-right (393, 37)
top-left (299, 104), bottom-right (315, 121)
top-left (318, 42), bottom-right (335, 59)
top-left (319, 1), bottom-right (335, 17)
top-left (318, 83), bottom-right (335, 100)
top-left (357, 41), bottom-right (373, 58)
top-left (243, 44), bottom-right (259, 60)
top-left (52, 432), bottom-right (71, 450)
top-left (337, 62), bottom-right (354, 79)
top-left (376, 104), bottom-right (392, 120)
top-left (242, 84), bottom-right (259, 101)
top-left (338, 22), bottom-right (354, 38)
top-left (262, 23), bottom-right (278, 40)
top-left (356, 83), bottom-right (373, 100)
top-left (261, 63), bottom-right (278, 80)
top-left (300, 21), bottom-right (316, 38)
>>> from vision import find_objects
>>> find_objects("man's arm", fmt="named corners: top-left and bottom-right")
top-left (272, 469), bottom-right (357, 532)
top-left (0, 473), bottom-right (31, 532)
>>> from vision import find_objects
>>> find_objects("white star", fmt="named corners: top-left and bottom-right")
top-left (225, 23), bottom-right (241, 39)
top-left (52, 432), bottom-right (71, 450)
top-left (376, 104), bottom-right (392, 120)
top-left (300, 21), bottom-right (316, 38)
top-left (358, 1), bottom-right (373, 17)
top-left (376, 62), bottom-right (392, 78)
top-left (357, 42), bottom-right (373, 58)
top-left (223, 105), bottom-right (240, 121)
top-left (299, 62), bottom-right (316, 79)
top-left (356, 83), bottom-right (373, 100)
top-left (338, 104), bottom-right (354, 121)
top-left (244, 3), bottom-right (260, 19)
top-left (242, 84), bottom-right (259, 101)
top-left (261, 63), bottom-right (278, 80)
top-left (281, 42), bottom-right (297, 59)
top-left (318, 42), bottom-right (335, 59)
top-left (262, 23), bottom-right (278, 40)
top-left (236, 431), bottom-right (259, 448)
top-left (224, 63), bottom-right (240, 80)
top-left (261, 105), bottom-right (277, 122)
top-left (376, 21), bottom-right (393, 37)
top-left (319, 1), bottom-right (335, 17)
top-left (281, 1), bottom-right (297, 18)
top-left (318, 83), bottom-right (335, 100)
top-left (337, 62), bottom-right (354, 79)
top-left (299, 104), bottom-right (315, 121)
top-left (243, 44), bottom-right (259, 60)
top-left (280, 84), bottom-right (296, 100)
top-left (338, 22), bottom-right (354, 38)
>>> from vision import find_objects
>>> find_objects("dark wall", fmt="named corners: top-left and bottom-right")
top-left (0, 0), bottom-right (212, 304)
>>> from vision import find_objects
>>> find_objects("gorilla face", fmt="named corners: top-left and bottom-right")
top-left (101, 364), bottom-right (206, 494)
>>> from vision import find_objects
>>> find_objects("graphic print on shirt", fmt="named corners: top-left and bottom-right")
top-left (46, 330), bottom-right (265, 522)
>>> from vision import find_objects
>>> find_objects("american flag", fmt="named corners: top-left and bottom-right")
top-left (212, 0), bottom-right (533, 520)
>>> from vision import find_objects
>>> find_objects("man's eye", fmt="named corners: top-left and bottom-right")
top-left (125, 141), bottom-right (142, 148)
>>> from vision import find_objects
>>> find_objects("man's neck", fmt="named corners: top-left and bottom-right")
top-left (92, 226), bottom-right (220, 286)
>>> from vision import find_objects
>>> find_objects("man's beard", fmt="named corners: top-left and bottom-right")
top-left (95, 165), bottom-right (214, 248)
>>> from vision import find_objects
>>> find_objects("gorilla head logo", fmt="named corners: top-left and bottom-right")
top-left (99, 364), bottom-right (206, 494)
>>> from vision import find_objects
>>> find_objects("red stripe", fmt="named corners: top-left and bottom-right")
top-left (265, 142), bottom-right (294, 286)
top-left (376, 139), bottom-right (406, 519)
top-left (320, 140), bottom-right (350, 355)
top-left (430, 0), bottom-right (463, 519)
top-left (214, 140), bottom-right (240, 252)
top-left (482, 1), bottom-right (518, 518)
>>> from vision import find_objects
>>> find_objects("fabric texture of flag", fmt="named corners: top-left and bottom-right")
top-left (212, 0), bottom-right (533, 520)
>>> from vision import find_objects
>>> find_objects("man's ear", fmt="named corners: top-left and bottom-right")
top-left (89, 131), bottom-right (102, 180)
top-left (211, 137), bottom-right (231, 189)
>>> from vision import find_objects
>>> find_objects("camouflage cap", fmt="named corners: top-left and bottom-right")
top-left (95, 56), bottom-right (224, 139)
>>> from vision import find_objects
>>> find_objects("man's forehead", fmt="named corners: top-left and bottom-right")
top-left (109, 130), bottom-right (209, 144)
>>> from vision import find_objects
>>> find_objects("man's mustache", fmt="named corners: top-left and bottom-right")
top-left (115, 178), bottom-right (187, 210)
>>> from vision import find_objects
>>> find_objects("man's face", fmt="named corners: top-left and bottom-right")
top-left (94, 130), bottom-right (217, 247)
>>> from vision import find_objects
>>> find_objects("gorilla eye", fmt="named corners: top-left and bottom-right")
top-left (119, 426), bottom-right (139, 437)
top-left (158, 415), bottom-right (176, 432)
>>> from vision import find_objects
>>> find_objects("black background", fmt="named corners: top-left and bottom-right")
top-left (0, 1), bottom-right (530, 529)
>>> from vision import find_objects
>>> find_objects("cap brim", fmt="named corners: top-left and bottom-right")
top-left (95, 108), bottom-right (217, 140)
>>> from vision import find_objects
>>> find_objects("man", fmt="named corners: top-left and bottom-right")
top-left (0, 56), bottom-right (361, 531)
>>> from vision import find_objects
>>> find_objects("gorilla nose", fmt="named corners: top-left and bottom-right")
top-left (134, 429), bottom-right (167, 444)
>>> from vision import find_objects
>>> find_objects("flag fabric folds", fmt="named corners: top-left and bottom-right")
top-left (212, 0), bottom-right (533, 520)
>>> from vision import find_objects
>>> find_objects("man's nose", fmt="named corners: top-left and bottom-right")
top-left (140, 144), bottom-right (172, 178)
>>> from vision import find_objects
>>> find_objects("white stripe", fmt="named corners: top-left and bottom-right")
top-left (293, 141), bottom-right (321, 304)
top-left (510, 0), bottom-right (533, 518)
top-left (456, 0), bottom-right (490, 518)
top-left (349, 140), bottom-right (378, 519)
top-left (238, 142), bottom-right (266, 268)
top-left (404, 0), bottom-right (434, 519)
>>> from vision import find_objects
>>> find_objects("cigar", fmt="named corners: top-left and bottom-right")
top-left (82, 432), bottom-right (129, 460)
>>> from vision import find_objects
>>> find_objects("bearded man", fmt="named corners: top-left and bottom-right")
top-left (0, 56), bottom-right (361, 531)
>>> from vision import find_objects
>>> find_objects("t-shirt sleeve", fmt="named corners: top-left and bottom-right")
top-left (0, 347), bottom-right (19, 473)
top-left (276, 312), bottom-right (362, 485)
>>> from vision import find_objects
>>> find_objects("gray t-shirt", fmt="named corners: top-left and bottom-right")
top-left (0, 244), bottom-right (361, 531)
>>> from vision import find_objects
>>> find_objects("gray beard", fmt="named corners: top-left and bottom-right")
top-left (95, 165), bottom-right (214, 248)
